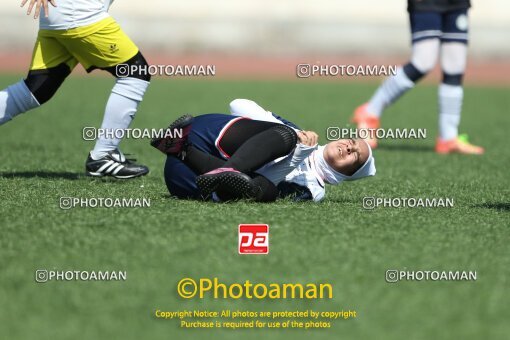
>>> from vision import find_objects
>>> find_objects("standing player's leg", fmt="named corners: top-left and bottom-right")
top-left (353, 11), bottom-right (441, 148)
top-left (92, 51), bottom-right (151, 162)
top-left (0, 34), bottom-right (75, 125)
top-left (83, 51), bottom-right (151, 178)
top-left (0, 81), bottom-right (39, 125)
top-left (436, 9), bottom-right (483, 154)
top-left (58, 18), bottom-right (151, 178)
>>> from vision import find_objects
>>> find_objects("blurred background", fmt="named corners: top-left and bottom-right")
top-left (0, 0), bottom-right (508, 84)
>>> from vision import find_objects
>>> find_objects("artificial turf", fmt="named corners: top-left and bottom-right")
top-left (0, 75), bottom-right (508, 340)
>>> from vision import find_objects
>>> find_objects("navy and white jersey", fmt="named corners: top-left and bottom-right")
top-left (408, 0), bottom-right (470, 13)
top-left (278, 151), bottom-right (326, 202)
top-left (256, 141), bottom-right (325, 202)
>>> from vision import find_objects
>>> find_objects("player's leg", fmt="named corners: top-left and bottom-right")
top-left (88, 51), bottom-right (151, 160)
top-left (250, 175), bottom-right (279, 202)
top-left (436, 9), bottom-right (483, 154)
top-left (178, 145), bottom-right (278, 202)
top-left (219, 120), bottom-right (298, 173)
top-left (83, 52), bottom-right (151, 178)
top-left (353, 11), bottom-right (441, 148)
top-left (59, 18), bottom-right (151, 178)
top-left (155, 116), bottom-right (298, 173)
top-left (366, 39), bottom-right (440, 115)
top-left (0, 34), bottom-right (76, 125)
top-left (164, 149), bottom-right (278, 202)
top-left (0, 82), bottom-right (39, 125)
top-left (367, 12), bottom-right (442, 116)
top-left (213, 173), bottom-right (278, 202)
top-left (154, 115), bottom-right (284, 201)
top-left (196, 119), bottom-right (297, 196)
top-left (181, 145), bottom-right (226, 174)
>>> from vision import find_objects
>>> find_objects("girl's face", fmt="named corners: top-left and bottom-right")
top-left (323, 139), bottom-right (369, 176)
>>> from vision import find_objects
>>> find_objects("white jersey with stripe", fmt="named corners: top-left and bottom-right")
top-left (256, 144), bottom-right (326, 202)
top-left (282, 151), bottom-right (326, 202)
top-left (39, 0), bottom-right (112, 30)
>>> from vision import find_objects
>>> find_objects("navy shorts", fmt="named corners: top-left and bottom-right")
top-left (410, 9), bottom-right (469, 44)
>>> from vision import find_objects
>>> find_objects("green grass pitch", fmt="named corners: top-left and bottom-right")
top-left (0, 74), bottom-right (509, 340)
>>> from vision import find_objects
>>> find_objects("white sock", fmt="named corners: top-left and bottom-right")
top-left (90, 77), bottom-right (150, 160)
top-left (0, 80), bottom-right (40, 125)
top-left (438, 83), bottom-right (463, 141)
top-left (367, 67), bottom-right (415, 117)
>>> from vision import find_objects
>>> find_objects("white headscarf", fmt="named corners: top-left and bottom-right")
top-left (314, 143), bottom-right (376, 185)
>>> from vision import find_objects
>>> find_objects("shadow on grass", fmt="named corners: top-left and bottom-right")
top-left (472, 202), bottom-right (510, 212)
top-left (377, 144), bottom-right (432, 153)
top-left (0, 171), bottom-right (82, 180)
top-left (322, 198), bottom-right (359, 204)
